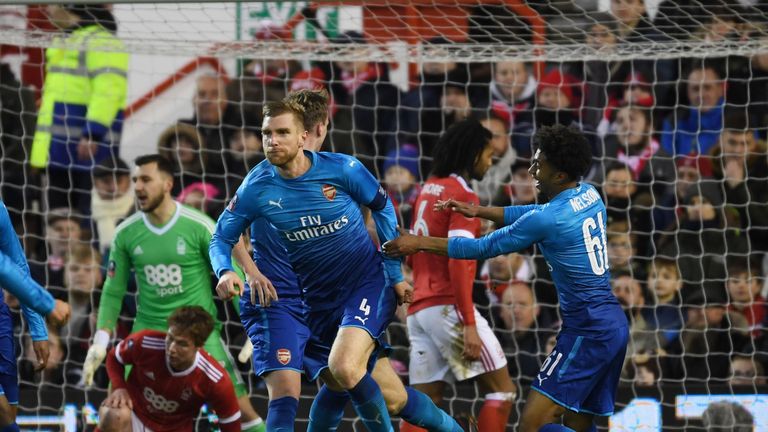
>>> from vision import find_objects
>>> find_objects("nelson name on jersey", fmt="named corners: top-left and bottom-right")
top-left (568, 187), bottom-right (601, 212)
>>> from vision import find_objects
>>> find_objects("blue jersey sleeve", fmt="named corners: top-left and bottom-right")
top-left (210, 182), bottom-right (262, 278)
top-left (503, 204), bottom-right (540, 226)
top-left (0, 202), bottom-right (50, 340)
top-left (340, 157), bottom-right (404, 285)
top-left (449, 208), bottom-right (551, 260)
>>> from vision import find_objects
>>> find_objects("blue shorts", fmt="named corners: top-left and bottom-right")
top-left (240, 297), bottom-right (310, 376)
top-left (532, 325), bottom-right (629, 416)
top-left (303, 270), bottom-right (397, 381)
top-left (0, 307), bottom-right (18, 404)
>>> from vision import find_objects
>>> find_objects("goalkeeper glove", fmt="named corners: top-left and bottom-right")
top-left (83, 330), bottom-right (110, 386)
top-left (238, 339), bottom-right (254, 364)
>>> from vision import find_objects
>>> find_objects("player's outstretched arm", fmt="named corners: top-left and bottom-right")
top-left (0, 202), bottom-right (52, 345)
top-left (382, 229), bottom-right (449, 257)
top-left (434, 198), bottom-right (506, 226)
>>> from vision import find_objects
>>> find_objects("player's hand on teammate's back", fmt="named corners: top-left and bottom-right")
top-left (102, 388), bottom-right (133, 410)
top-left (245, 269), bottom-right (278, 307)
top-left (393, 281), bottom-right (414, 305)
top-left (462, 325), bottom-right (482, 361)
top-left (47, 299), bottom-right (71, 326)
top-left (32, 340), bottom-right (50, 371)
top-left (434, 198), bottom-right (477, 218)
top-left (216, 271), bottom-right (245, 301)
top-left (382, 229), bottom-right (420, 258)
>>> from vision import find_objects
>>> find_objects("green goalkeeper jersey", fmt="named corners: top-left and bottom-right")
top-left (98, 203), bottom-right (228, 331)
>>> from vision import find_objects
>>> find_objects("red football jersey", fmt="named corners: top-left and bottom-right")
top-left (106, 330), bottom-right (241, 432)
top-left (408, 174), bottom-right (480, 324)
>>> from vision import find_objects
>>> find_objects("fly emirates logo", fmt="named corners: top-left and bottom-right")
top-left (284, 214), bottom-right (350, 242)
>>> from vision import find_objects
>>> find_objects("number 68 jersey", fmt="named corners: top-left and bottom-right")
top-left (98, 203), bottom-right (221, 331)
top-left (448, 183), bottom-right (627, 334)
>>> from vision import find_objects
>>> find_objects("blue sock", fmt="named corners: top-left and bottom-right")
top-left (398, 387), bottom-right (463, 432)
top-left (538, 425), bottom-right (576, 432)
top-left (0, 423), bottom-right (19, 432)
top-left (347, 373), bottom-right (392, 432)
top-left (308, 385), bottom-right (350, 432)
top-left (266, 397), bottom-right (298, 431)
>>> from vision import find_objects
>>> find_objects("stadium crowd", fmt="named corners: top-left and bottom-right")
top-left (1, 0), bottom-right (768, 404)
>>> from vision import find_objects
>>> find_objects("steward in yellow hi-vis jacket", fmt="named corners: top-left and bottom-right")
top-left (31, 4), bottom-right (128, 212)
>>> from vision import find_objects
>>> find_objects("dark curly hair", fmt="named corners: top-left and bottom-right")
top-left (534, 124), bottom-right (592, 181)
top-left (431, 119), bottom-right (492, 178)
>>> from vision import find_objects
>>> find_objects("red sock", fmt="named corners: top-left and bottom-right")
top-left (478, 398), bottom-right (513, 432)
top-left (399, 421), bottom-right (429, 432)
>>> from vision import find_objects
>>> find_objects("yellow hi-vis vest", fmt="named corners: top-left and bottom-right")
top-left (30, 24), bottom-right (128, 169)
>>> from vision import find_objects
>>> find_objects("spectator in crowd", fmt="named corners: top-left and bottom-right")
top-left (180, 74), bottom-right (235, 184)
top-left (62, 245), bottom-right (104, 385)
top-left (711, 111), bottom-right (768, 251)
top-left (224, 110), bottom-right (264, 192)
top-left (177, 182), bottom-right (222, 220)
top-left (609, 0), bottom-right (661, 42)
top-left (701, 401), bottom-right (754, 432)
top-left (495, 282), bottom-right (548, 385)
top-left (30, 209), bottom-right (84, 300)
top-left (657, 181), bottom-right (749, 302)
top-left (157, 122), bottom-right (210, 196)
top-left (600, 104), bottom-right (675, 197)
top-left (504, 159), bottom-right (537, 205)
top-left (440, 70), bottom-right (487, 132)
top-left (0, 62), bottom-right (37, 231)
top-left (91, 158), bottom-right (133, 254)
top-left (32, 4), bottom-right (128, 215)
top-left (226, 22), bottom-right (299, 116)
top-left (626, 354), bottom-right (660, 387)
top-left (395, 37), bottom-right (460, 173)
top-left (692, 3), bottom-right (743, 42)
top-left (612, 270), bottom-right (657, 375)
top-left (653, 154), bottom-right (713, 236)
top-left (726, 259), bottom-right (766, 337)
top-left (488, 60), bottom-right (537, 128)
top-left (474, 111), bottom-right (517, 206)
top-left (481, 252), bottom-right (535, 303)
top-left (731, 37), bottom-right (768, 140)
top-left (581, 12), bottom-right (624, 130)
top-left (326, 31), bottom-right (400, 171)
top-left (666, 288), bottom-right (751, 382)
top-left (730, 354), bottom-right (766, 386)
top-left (642, 256), bottom-right (685, 350)
top-left (661, 64), bottom-right (726, 156)
top-left (607, 221), bottom-right (643, 278)
top-left (533, 69), bottom-right (582, 129)
top-left (601, 162), bottom-right (653, 255)
top-left (382, 145), bottom-right (420, 228)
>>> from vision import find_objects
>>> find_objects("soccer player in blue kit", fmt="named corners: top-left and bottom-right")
top-left (210, 100), bottom-right (464, 431)
top-left (0, 201), bottom-right (70, 431)
top-left (212, 89), bottom-right (330, 430)
top-left (383, 124), bottom-right (629, 432)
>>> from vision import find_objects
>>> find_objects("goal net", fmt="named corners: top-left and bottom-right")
top-left (1, 1), bottom-right (767, 430)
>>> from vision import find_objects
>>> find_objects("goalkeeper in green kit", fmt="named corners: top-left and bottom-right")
top-left (84, 154), bottom-right (266, 432)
